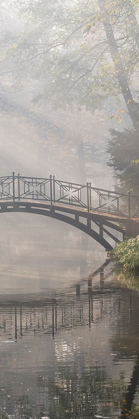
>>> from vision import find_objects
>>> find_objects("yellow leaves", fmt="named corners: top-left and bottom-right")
top-left (110, 113), bottom-right (116, 119)
top-left (127, 99), bottom-right (132, 105)
top-left (131, 159), bottom-right (139, 164)
top-left (11, 43), bottom-right (18, 49)
top-left (99, 62), bottom-right (114, 78)
top-left (119, 116), bottom-right (124, 123)
top-left (110, 108), bottom-right (126, 123)
top-left (131, 0), bottom-right (139, 5)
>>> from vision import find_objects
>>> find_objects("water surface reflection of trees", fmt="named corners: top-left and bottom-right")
top-left (37, 364), bottom-right (125, 419)
top-left (0, 272), bottom-right (138, 418)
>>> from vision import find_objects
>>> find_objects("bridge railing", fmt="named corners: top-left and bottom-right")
top-left (53, 177), bottom-right (132, 217)
top-left (53, 177), bottom-right (89, 210)
top-left (17, 174), bottom-right (51, 202)
top-left (90, 186), bottom-right (129, 217)
top-left (0, 175), bottom-right (14, 201)
top-left (0, 173), bottom-right (139, 218)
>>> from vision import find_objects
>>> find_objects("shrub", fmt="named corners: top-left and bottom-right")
top-left (113, 236), bottom-right (139, 272)
top-left (130, 405), bottom-right (139, 418)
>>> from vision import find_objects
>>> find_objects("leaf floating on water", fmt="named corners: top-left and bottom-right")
top-left (95, 416), bottom-right (109, 419)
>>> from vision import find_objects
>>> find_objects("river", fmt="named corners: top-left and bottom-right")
top-left (0, 215), bottom-right (138, 418)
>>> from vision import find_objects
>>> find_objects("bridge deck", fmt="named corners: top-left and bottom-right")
top-left (0, 200), bottom-right (138, 223)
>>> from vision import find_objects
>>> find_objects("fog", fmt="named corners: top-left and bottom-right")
top-left (0, 3), bottom-right (139, 418)
top-left (0, 0), bottom-right (138, 285)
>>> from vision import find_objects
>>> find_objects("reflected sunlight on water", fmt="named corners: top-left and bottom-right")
top-left (0, 260), bottom-right (138, 418)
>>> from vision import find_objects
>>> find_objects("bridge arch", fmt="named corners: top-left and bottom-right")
top-left (0, 173), bottom-right (138, 249)
top-left (0, 202), bottom-right (113, 251)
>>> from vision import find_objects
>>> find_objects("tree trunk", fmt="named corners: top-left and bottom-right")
top-left (98, 0), bottom-right (139, 129)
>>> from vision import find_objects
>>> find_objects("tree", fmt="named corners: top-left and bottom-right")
top-left (107, 127), bottom-right (139, 196)
top-left (4, 0), bottom-right (139, 193)
top-left (98, 0), bottom-right (139, 128)
top-left (8, 0), bottom-right (139, 128)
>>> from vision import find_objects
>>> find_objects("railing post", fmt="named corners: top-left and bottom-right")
top-left (50, 175), bottom-right (53, 205)
top-left (52, 299), bottom-right (55, 338)
top-left (128, 190), bottom-right (131, 219)
top-left (87, 182), bottom-right (90, 212)
top-left (15, 306), bottom-right (17, 341)
top-left (12, 172), bottom-right (15, 202)
top-left (89, 182), bottom-right (92, 210)
top-left (18, 173), bottom-right (20, 201)
top-left (99, 223), bottom-right (103, 238)
top-left (108, 191), bottom-right (110, 213)
top-left (117, 197), bottom-right (120, 213)
top-left (53, 175), bottom-right (55, 203)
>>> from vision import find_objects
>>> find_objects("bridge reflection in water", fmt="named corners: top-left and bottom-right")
top-left (0, 262), bottom-right (138, 418)
top-left (0, 173), bottom-right (139, 250)
top-left (0, 261), bottom-right (129, 341)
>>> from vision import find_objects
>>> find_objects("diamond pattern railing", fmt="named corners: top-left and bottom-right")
top-left (18, 175), bottom-right (51, 202)
top-left (0, 173), bottom-right (138, 218)
top-left (0, 175), bottom-right (14, 200)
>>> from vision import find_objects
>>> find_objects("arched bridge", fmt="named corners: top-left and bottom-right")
top-left (0, 173), bottom-right (139, 251)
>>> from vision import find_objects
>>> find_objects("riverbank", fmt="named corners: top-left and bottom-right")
top-left (115, 270), bottom-right (139, 292)
top-left (113, 236), bottom-right (139, 273)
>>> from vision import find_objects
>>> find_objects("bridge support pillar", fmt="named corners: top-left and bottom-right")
top-left (99, 223), bottom-right (103, 238)
top-left (76, 285), bottom-right (80, 297)
top-left (87, 216), bottom-right (91, 229)
top-left (75, 214), bottom-right (79, 223)
top-left (88, 279), bottom-right (92, 294)
top-left (100, 270), bottom-right (104, 288)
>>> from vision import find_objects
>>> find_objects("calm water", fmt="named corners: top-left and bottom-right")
top-left (0, 216), bottom-right (138, 418)
top-left (0, 267), bottom-right (139, 418)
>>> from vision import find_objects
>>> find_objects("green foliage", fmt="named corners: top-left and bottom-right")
top-left (130, 405), bottom-right (139, 418)
top-left (116, 270), bottom-right (139, 291)
top-left (113, 236), bottom-right (139, 271)
top-left (107, 127), bottom-right (139, 195)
